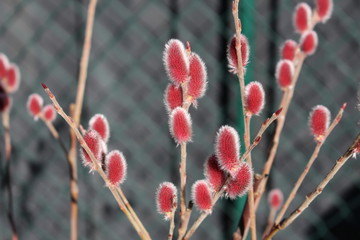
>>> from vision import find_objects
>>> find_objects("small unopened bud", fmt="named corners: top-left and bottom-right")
top-left (275, 60), bottom-right (295, 89)
top-left (215, 126), bottom-right (240, 175)
top-left (169, 107), bottom-right (192, 144)
top-left (188, 53), bottom-right (207, 100)
top-left (5, 63), bottom-right (20, 93)
top-left (280, 40), bottom-right (297, 61)
top-left (226, 162), bottom-right (253, 199)
top-left (294, 3), bottom-right (312, 33)
top-left (27, 93), bottom-right (43, 120)
top-left (106, 150), bottom-right (127, 186)
top-left (156, 182), bottom-right (177, 219)
top-left (316, 0), bottom-right (333, 23)
top-left (42, 104), bottom-right (56, 122)
top-left (192, 180), bottom-right (213, 211)
top-left (164, 84), bottom-right (183, 112)
top-left (163, 39), bottom-right (189, 85)
top-left (0, 54), bottom-right (9, 79)
top-left (80, 129), bottom-right (102, 167)
top-left (227, 34), bottom-right (250, 74)
top-left (309, 105), bottom-right (330, 141)
top-left (268, 189), bottom-right (283, 211)
top-left (89, 114), bottom-right (110, 143)
top-left (245, 81), bottom-right (265, 116)
top-left (300, 31), bottom-right (318, 55)
top-left (0, 86), bottom-right (10, 112)
top-left (204, 154), bottom-right (226, 192)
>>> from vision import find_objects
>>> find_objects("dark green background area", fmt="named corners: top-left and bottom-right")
top-left (0, 0), bottom-right (359, 239)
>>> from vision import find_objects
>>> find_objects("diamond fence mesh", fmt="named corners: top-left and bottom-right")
top-left (0, 0), bottom-right (359, 239)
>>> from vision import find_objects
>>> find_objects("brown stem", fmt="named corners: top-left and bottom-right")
top-left (274, 104), bottom-right (345, 224)
top-left (265, 133), bottom-right (360, 240)
top-left (262, 208), bottom-right (276, 238)
top-left (2, 110), bottom-right (18, 240)
top-left (42, 85), bottom-right (151, 240)
top-left (168, 199), bottom-right (177, 240)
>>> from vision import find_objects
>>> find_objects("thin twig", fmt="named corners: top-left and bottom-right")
top-left (262, 208), bottom-right (276, 238)
top-left (265, 133), bottom-right (360, 240)
top-left (2, 110), bottom-right (18, 240)
top-left (274, 104), bottom-right (346, 224)
top-left (42, 84), bottom-right (151, 240)
top-left (168, 199), bottom-right (177, 240)
top-left (116, 187), bottom-right (151, 240)
top-left (182, 110), bottom-right (281, 239)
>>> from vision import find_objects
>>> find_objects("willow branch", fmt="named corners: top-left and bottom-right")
top-left (265, 133), bottom-right (360, 240)
top-left (42, 84), bottom-right (151, 240)
top-left (274, 104), bottom-right (345, 224)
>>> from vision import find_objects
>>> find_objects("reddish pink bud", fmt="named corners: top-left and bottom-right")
top-left (316, 0), bottom-right (333, 23)
top-left (293, 3), bottom-right (312, 33)
top-left (226, 162), bottom-right (253, 199)
top-left (188, 53), bottom-right (207, 100)
top-left (0, 53), bottom-right (9, 80)
top-left (268, 189), bottom-right (283, 211)
top-left (300, 31), bottom-right (318, 55)
top-left (0, 54), bottom-right (9, 79)
top-left (275, 60), bottom-right (295, 89)
top-left (80, 129), bottom-right (102, 167)
top-left (89, 114), bottom-right (110, 143)
top-left (156, 182), bottom-right (177, 217)
top-left (5, 63), bottom-right (20, 93)
top-left (163, 39), bottom-right (189, 85)
top-left (169, 107), bottom-right (192, 144)
top-left (42, 104), bottom-right (56, 122)
top-left (245, 81), bottom-right (265, 115)
top-left (164, 84), bottom-right (183, 112)
top-left (215, 126), bottom-right (240, 175)
top-left (227, 34), bottom-right (250, 74)
top-left (280, 40), bottom-right (297, 61)
top-left (27, 93), bottom-right (43, 120)
top-left (192, 180), bottom-right (213, 211)
top-left (204, 154), bottom-right (226, 192)
top-left (309, 105), bottom-right (330, 140)
top-left (0, 86), bottom-right (10, 112)
top-left (106, 150), bottom-right (127, 186)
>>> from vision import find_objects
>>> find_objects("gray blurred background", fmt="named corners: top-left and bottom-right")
top-left (0, 0), bottom-right (359, 239)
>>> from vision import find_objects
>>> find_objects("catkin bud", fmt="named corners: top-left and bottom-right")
top-left (80, 129), bottom-right (102, 167)
top-left (245, 81), bottom-right (265, 116)
top-left (0, 54), bottom-right (9, 80)
top-left (188, 53), bottom-right (207, 100)
top-left (156, 182), bottom-right (177, 219)
top-left (215, 126), bottom-right (240, 175)
top-left (280, 40), bottom-right (297, 61)
top-left (268, 189), bottom-right (284, 211)
top-left (227, 34), bottom-right (250, 74)
top-left (300, 31), bottom-right (318, 55)
top-left (89, 114), bottom-right (110, 143)
top-left (169, 107), bottom-right (192, 144)
top-left (275, 60), bottom-right (295, 89)
top-left (27, 93), bottom-right (43, 120)
top-left (192, 180), bottom-right (213, 211)
top-left (316, 0), bottom-right (333, 23)
top-left (204, 154), bottom-right (226, 192)
top-left (294, 3), bottom-right (312, 33)
top-left (163, 39), bottom-right (189, 85)
top-left (42, 104), bottom-right (56, 122)
top-left (106, 150), bottom-right (127, 186)
top-left (309, 105), bottom-right (330, 141)
top-left (226, 162), bottom-right (253, 199)
top-left (164, 84), bottom-right (183, 112)
top-left (5, 63), bottom-right (20, 93)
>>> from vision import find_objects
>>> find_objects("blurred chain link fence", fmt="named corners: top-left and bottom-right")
top-left (0, 0), bottom-right (359, 239)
